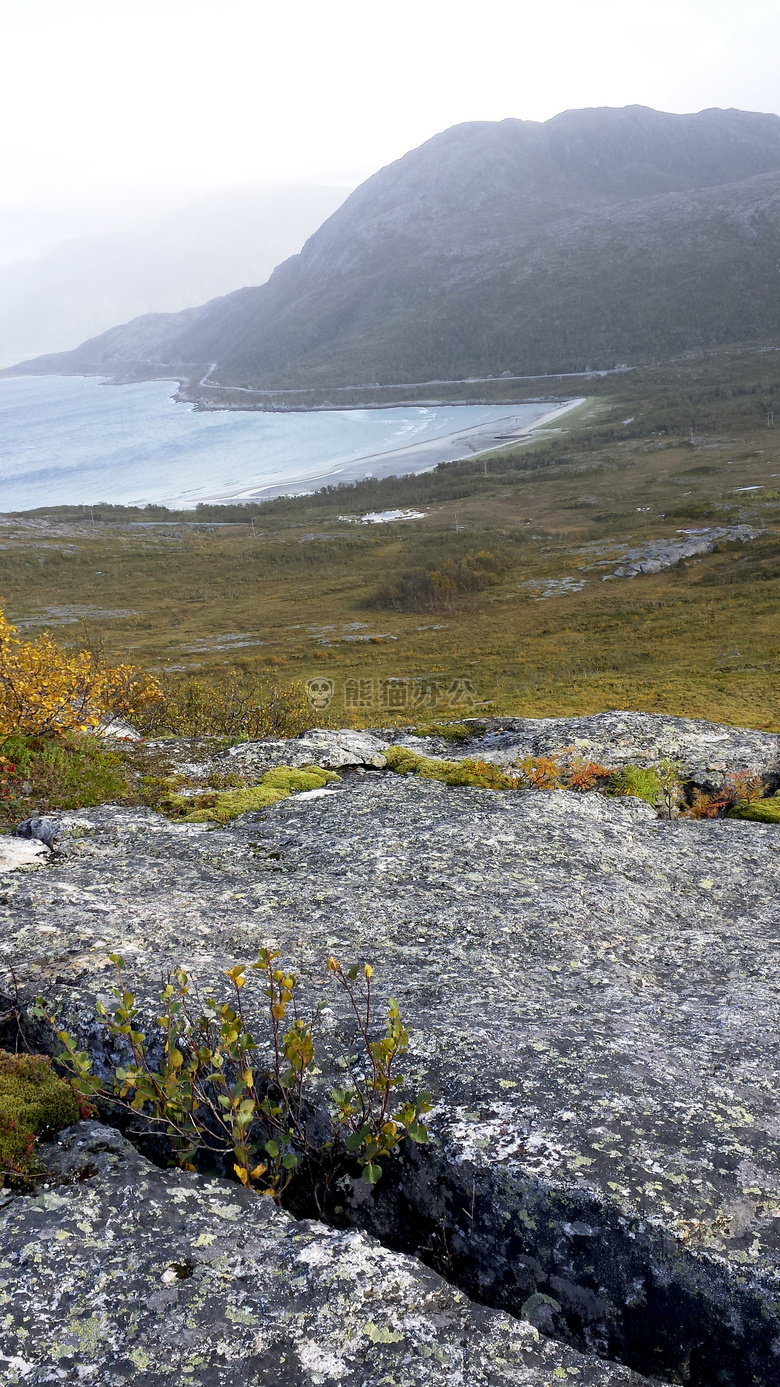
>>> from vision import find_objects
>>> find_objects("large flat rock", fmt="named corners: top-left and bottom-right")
top-left (0, 1121), bottom-right (655, 1386)
top-left (3, 724), bottom-right (780, 1381)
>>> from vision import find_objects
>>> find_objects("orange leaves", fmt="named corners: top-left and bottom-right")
top-left (687, 788), bottom-right (731, 819)
top-left (518, 753), bottom-right (565, 790)
top-left (565, 759), bottom-right (613, 793)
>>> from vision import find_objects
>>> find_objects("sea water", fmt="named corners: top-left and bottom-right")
top-left (0, 375), bottom-right (558, 511)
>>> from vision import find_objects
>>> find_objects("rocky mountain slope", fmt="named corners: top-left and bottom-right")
top-left (11, 105), bottom-right (780, 390)
top-left (2, 712), bottom-right (780, 1384)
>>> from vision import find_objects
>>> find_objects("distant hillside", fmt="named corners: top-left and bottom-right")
top-left (0, 185), bottom-right (349, 369)
top-left (10, 105), bottom-right (780, 389)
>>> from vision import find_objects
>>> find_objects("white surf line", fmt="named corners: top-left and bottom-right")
top-left (189, 399), bottom-right (585, 507)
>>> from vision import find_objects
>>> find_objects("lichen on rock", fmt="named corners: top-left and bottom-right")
top-left (0, 1120), bottom-right (657, 1386)
top-left (3, 711), bottom-right (780, 1382)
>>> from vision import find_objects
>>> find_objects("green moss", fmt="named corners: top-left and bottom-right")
top-left (728, 794), bottom-right (780, 824)
top-left (383, 745), bottom-right (517, 790)
top-left (0, 1051), bottom-right (80, 1184)
top-left (608, 764), bottom-right (663, 807)
top-left (172, 765), bottom-right (340, 823)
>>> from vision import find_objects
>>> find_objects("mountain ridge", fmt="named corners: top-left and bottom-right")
top-left (8, 105), bottom-right (780, 391)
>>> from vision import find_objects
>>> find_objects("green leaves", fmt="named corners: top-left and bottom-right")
top-left (41, 946), bottom-right (430, 1206)
top-left (327, 968), bottom-right (430, 1186)
top-left (406, 1121), bottom-right (429, 1144)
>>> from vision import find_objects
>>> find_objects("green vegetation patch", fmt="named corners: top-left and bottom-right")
top-left (608, 764), bottom-right (663, 807)
top-left (728, 794), bottom-right (780, 824)
top-left (0, 1051), bottom-right (80, 1185)
top-left (0, 733), bottom-right (132, 827)
top-left (368, 548), bottom-right (511, 613)
top-left (170, 765), bottom-right (340, 823)
top-left (383, 745), bottom-right (518, 790)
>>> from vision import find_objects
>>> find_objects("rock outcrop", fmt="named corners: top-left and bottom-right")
top-left (2, 711), bottom-right (780, 1383)
top-left (0, 1121), bottom-right (655, 1385)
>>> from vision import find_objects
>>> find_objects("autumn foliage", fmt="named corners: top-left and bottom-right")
top-left (0, 606), bottom-right (159, 737)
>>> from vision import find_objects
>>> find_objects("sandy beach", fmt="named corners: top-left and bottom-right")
top-left (215, 398), bottom-right (584, 504)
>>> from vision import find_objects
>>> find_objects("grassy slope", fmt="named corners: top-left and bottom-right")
top-left (2, 349), bottom-right (779, 731)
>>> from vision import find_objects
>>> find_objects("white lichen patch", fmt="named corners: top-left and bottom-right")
top-left (0, 1122), bottom-right (654, 1386)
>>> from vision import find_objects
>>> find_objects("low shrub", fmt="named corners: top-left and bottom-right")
top-left (134, 673), bottom-right (313, 741)
top-left (607, 760), bottom-right (681, 818)
top-left (609, 763), bottom-right (663, 807)
top-left (39, 952), bottom-right (431, 1199)
top-left (685, 771), bottom-right (768, 820)
top-left (686, 788), bottom-right (732, 819)
top-left (565, 758), bottom-right (614, 792)
top-left (517, 753), bottom-right (566, 790)
top-left (0, 1051), bottom-right (81, 1186)
top-left (0, 605), bottom-right (158, 737)
top-left (368, 549), bottom-right (510, 612)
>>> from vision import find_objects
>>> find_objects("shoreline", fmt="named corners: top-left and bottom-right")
top-left (197, 398), bottom-right (585, 505)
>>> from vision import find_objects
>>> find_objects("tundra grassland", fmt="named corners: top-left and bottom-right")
top-left (2, 349), bottom-right (779, 731)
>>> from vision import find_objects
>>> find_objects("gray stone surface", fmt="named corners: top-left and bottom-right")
top-left (0, 836), bottom-right (49, 873)
top-left (0, 1121), bottom-right (655, 1386)
top-left (3, 713), bottom-right (780, 1380)
top-left (155, 712), bottom-right (780, 797)
top-left (217, 728), bottom-right (388, 774)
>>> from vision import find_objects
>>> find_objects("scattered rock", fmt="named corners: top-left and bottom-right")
top-left (94, 716), bottom-right (143, 741)
top-left (217, 728), bottom-right (388, 774)
top-left (602, 525), bottom-right (761, 579)
top-left (390, 711), bottom-right (779, 792)
top-left (15, 814), bottom-right (96, 849)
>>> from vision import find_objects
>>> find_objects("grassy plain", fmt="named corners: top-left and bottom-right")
top-left (2, 349), bottom-right (779, 731)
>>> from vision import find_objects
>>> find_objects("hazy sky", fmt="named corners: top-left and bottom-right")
top-left (1, 0), bottom-right (778, 256)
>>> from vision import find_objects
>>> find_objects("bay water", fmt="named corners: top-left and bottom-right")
top-left (0, 374), bottom-right (561, 511)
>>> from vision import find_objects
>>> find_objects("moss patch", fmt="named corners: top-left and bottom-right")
top-left (383, 745), bottom-right (519, 790)
top-left (170, 765), bottom-right (340, 823)
top-left (728, 795), bottom-right (780, 824)
top-left (0, 1051), bottom-right (80, 1185)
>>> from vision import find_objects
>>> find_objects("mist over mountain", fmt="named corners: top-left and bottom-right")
top-left (0, 185), bottom-right (350, 368)
top-left (11, 105), bottom-right (780, 388)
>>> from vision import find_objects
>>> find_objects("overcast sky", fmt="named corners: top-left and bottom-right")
top-left (1, 0), bottom-right (778, 257)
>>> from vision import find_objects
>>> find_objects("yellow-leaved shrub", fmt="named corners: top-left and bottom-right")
top-left (0, 606), bottom-right (160, 737)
